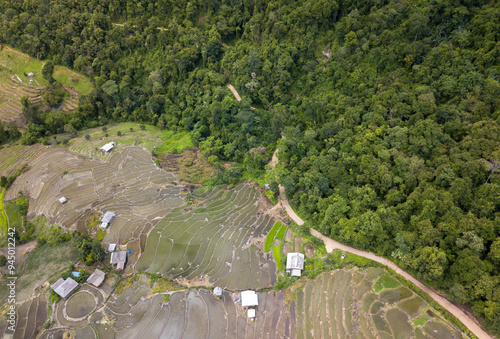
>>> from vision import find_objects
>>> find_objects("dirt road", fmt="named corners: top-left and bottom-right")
top-left (225, 83), bottom-right (256, 110)
top-left (270, 146), bottom-right (491, 339)
top-left (310, 229), bottom-right (490, 339)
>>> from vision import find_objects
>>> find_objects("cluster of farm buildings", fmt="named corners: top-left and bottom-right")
top-left (51, 141), bottom-right (305, 320)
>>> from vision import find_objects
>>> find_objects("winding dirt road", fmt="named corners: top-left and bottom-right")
top-left (270, 147), bottom-right (491, 339)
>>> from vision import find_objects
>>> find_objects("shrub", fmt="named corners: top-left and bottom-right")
top-left (49, 290), bottom-right (61, 303)
top-left (274, 274), bottom-right (297, 290)
top-left (0, 254), bottom-right (7, 266)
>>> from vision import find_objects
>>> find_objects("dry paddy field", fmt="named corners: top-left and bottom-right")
top-left (47, 274), bottom-right (292, 339)
top-left (0, 294), bottom-right (47, 339)
top-left (294, 268), bottom-right (464, 339)
top-left (2, 143), bottom-right (185, 264)
top-left (137, 184), bottom-right (277, 290)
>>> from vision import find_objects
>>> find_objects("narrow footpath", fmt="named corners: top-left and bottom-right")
top-left (225, 83), bottom-right (256, 110)
top-left (269, 145), bottom-right (491, 339)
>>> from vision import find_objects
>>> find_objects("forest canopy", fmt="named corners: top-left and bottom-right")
top-left (0, 0), bottom-right (499, 332)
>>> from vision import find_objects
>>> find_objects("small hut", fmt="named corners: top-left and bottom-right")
top-left (87, 269), bottom-right (106, 287)
top-left (286, 252), bottom-right (305, 277)
top-left (100, 212), bottom-right (115, 229)
top-left (241, 290), bottom-right (258, 319)
top-left (58, 197), bottom-right (68, 204)
top-left (51, 277), bottom-right (78, 298)
top-left (110, 251), bottom-right (127, 270)
top-left (100, 142), bottom-right (116, 153)
top-left (213, 286), bottom-right (223, 298)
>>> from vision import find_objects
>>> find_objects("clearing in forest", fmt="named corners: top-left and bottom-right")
top-left (0, 45), bottom-right (92, 125)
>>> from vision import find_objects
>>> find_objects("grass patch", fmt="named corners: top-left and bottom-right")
top-left (0, 188), bottom-right (6, 233)
top-left (148, 277), bottom-right (181, 294)
top-left (0, 243), bottom-right (79, 306)
top-left (163, 294), bottom-right (171, 303)
top-left (413, 316), bottom-right (430, 327)
top-left (53, 66), bottom-right (92, 95)
top-left (87, 212), bottom-right (101, 229)
top-left (265, 221), bottom-right (282, 252)
top-left (0, 45), bottom-right (92, 94)
top-left (273, 245), bottom-right (283, 271)
top-left (96, 229), bottom-right (106, 241)
top-left (241, 170), bottom-right (266, 187)
top-left (4, 196), bottom-right (28, 232)
top-left (113, 275), bottom-right (139, 296)
top-left (155, 130), bottom-right (193, 154)
top-left (373, 272), bottom-right (400, 293)
top-left (276, 224), bottom-right (287, 240)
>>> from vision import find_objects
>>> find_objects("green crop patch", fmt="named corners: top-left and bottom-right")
top-left (276, 223), bottom-right (287, 240)
top-left (155, 130), bottom-right (194, 154)
top-left (373, 272), bottom-right (400, 292)
top-left (273, 245), bottom-right (283, 271)
top-left (265, 221), bottom-right (281, 252)
top-left (0, 45), bottom-right (92, 93)
top-left (0, 188), bottom-right (7, 233)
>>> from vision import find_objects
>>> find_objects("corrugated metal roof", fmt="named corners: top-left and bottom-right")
top-left (101, 212), bottom-right (115, 224)
top-left (87, 269), bottom-right (106, 287)
top-left (52, 278), bottom-right (78, 298)
top-left (286, 252), bottom-right (305, 270)
top-left (241, 291), bottom-right (258, 307)
top-left (110, 251), bottom-right (127, 269)
top-left (100, 142), bottom-right (116, 152)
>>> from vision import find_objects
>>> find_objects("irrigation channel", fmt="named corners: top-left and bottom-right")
top-left (223, 82), bottom-right (493, 339)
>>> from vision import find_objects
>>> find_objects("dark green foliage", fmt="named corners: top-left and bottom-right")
top-left (70, 232), bottom-right (104, 264)
top-left (42, 61), bottom-right (54, 82)
top-left (49, 290), bottom-right (60, 304)
top-left (42, 82), bottom-right (67, 108)
top-left (0, 254), bottom-right (6, 266)
top-left (273, 274), bottom-right (297, 290)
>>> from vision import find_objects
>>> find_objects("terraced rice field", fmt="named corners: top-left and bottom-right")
top-left (137, 184), bottom-right (277, 290)
top-left (0, 143), bottom-right (46, 177)
top-left (0, 70), bottom-right (43, 125)
top-left (0, 45), bottom-right (91, 125)
top-left (294, 268), bottom-right (463, 339)
top-left (67, 123), bottom-right (165, 162)
top-left (53, 274), bottom-right (292, 339)
top-left (0, 70), bottom-right (79, 125)
top-left (2, 144), bottom-right (184, 265)
top-left (0, 294), bottom-right (47, 338)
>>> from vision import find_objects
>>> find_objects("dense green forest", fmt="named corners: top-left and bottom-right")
top-left (0, 0), bottom-right (499, 332)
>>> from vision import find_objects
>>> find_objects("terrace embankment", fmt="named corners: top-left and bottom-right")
top-left (137, 183), bottom-right (277, 290)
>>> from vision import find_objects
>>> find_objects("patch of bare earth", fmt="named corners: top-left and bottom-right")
top-left (157, 147), bottom-right (214, 184)
top-left (175, 274), bottom-right (212, 288)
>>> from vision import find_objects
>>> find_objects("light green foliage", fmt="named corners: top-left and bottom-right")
top-left (413, 316), bottom-right (430, 327)
top-left (156, 130), bottom-right (194, 154)
top-left (273, 245), bottom-right (283, 271)
top-left (96, 229), bottom-right (107, 241)
top-left (0, 188), bottom-right (6, 233)
top-left (276, 224), bottom-right (287, 241)
top-left (373, 273), bottom-right (401, 293)
top-left (265, 221), bottom-right (281, 252)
